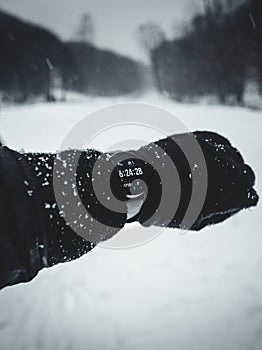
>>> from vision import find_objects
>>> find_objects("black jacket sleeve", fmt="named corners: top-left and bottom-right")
top-left (0, 146), bottom-right (126, 290)
top-left (0, 146), bottom-right (49, 289)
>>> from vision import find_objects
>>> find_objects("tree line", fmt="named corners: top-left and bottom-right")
top-left (145, 0), bottom-right (261, 104)
top-left (0, 10), bottom-right (146, 102)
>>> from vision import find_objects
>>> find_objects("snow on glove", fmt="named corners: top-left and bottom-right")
top-left (114, 131), bottom-right (259, 230)
top-left (24, 149), bottom-right (127, 266)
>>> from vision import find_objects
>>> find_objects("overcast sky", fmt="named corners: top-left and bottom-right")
top-left (0, 0), bottom-right (203, 62)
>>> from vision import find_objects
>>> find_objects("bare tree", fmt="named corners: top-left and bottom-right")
top-left (75, 13), bottom-right (94, 44)
top-left (137, 22), bottom-right (165, 56)
top-left (137, 22), bottom-right (166, 92)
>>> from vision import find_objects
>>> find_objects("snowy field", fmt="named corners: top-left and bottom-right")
top-left (0, 93), bottom-right (261, 350)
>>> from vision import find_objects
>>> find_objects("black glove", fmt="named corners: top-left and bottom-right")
top-left (109, 131), bottom-right (259, 230)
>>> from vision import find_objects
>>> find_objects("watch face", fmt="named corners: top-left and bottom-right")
top-left (110, 157), bottom-right (147, 201)
top-left (117, 159), bottom-right (145, 194)
top-left (109, 151), bottom-right (162, 222)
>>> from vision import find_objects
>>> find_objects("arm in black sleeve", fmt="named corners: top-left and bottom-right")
top-left (0, 146), bottom-right (49, 289)
top-left (0, 146), bottom-right (126, 290)
top-left (0, 131), bottom-right (258, 290)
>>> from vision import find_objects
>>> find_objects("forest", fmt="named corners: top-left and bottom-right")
top-left (1, 0), bottom-right (261, 105)
top-left (149, 0), bottom-right (261, 103)
top-left (0, 10), bottom-right (146, 102)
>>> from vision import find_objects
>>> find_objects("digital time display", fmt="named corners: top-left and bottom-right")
top-left (118, 167), bottom-right (144, 178)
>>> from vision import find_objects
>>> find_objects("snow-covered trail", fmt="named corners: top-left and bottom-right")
top-left (0, 93), bottom-right (261, 350)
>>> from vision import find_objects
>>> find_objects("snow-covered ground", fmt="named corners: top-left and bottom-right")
top-left (0, 92), bottom-right (261, 350)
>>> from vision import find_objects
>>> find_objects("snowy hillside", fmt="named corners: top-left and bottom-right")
top-left (0, 93), bottom-right (261, 350)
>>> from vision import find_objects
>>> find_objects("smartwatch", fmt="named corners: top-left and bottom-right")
top-left (109, 151), bottom-right (162, 223)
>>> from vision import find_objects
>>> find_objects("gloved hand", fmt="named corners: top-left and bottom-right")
top-left (108, 131), bottom-right (259, 231)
